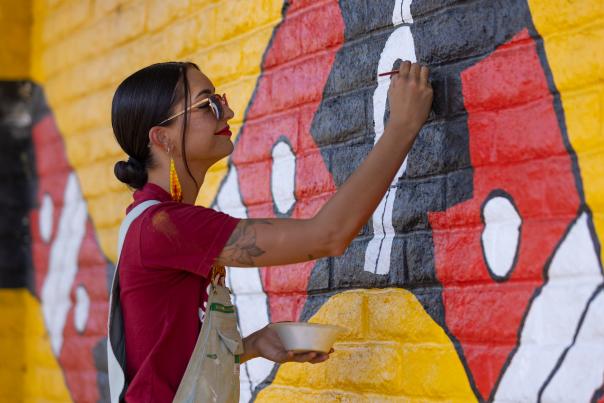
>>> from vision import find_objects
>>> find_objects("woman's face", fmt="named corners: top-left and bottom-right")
top-left (167, 67), bottom-right (235, 170)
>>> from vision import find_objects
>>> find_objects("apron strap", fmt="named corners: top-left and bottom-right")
top-left (107, 199), bottom-right (160, 403)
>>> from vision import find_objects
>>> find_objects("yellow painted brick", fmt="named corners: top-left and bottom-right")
top-left (528, 0), bottom-right (604, 37)
top-left (42, 0), bottom-right (146, 78)
top-left (195, 42), bottom-right (241, 85)
top-left (399, 343), bottom-right (474, 399)
top-left (543, 25), bottom-right (604, 92)
top-left (45, 40), bottom-right (131, 103)
top-left (192, 4), bottom-right (217, 49)
top-left (0, 1), bottom-right (31, 22)
top-left (309, 290), bottom-right (366, 340)
top-left (76, 159), bottom-right (117, 199)
top-left (31, 0), bottom-right (48, 82)
top-left (366, 289), bottom-right (447, 344)
top-left (0, 21), bottom-right (30, 79)
top-left (258, 386), bottom-right (472, 403)
top-left (147, 16), bottom-right (201, 62)
top-left (197, 168), bottom-right (227, 207)
top-left (239, 26), bottom-right (276, 76)
top-left (213, 0), bottom-right (277, 43)
top-left (66, 128), bottom-right (123, 167)
top-left (561, 87), bottom-right (604, 153)
top-left (190, 0), bottom-right (220, 8)
top-left (93, 0), bottom-right (135, 18)
top-left (41, 0), bottom-right (90, 45)
top-left (87, 189), bottom-right (133, 229)
top-left (146, 0), bottom-right (191, 32)
top-left (275, 342), bottom-right (404, 393)
top-left (0, 289), bottom-right (72, 402)
top-left (266, 288), bottom-right (477, 401)
top-left (257, 385), bottom-right (369, 403)
top-left (52, 87), bottom-right (113, 135)
top-left (45, 0), bottom-right (66, 10)
top-left (576, 151), bottom-right (604, 210)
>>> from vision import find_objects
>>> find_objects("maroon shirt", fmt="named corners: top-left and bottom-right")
top-left (119, 183), bottom-right (239, 402)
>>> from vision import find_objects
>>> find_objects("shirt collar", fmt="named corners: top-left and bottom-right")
top-left (127, 182), bottom-right (172, 213)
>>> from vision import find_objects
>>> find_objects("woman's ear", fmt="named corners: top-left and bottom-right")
top-left (149, 126), bottom-right (171, 153)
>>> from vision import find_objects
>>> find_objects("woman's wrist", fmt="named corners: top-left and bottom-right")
top-left (241, 331), bottom-right (260, 364)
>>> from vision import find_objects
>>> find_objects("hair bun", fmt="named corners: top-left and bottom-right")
top-left (114, 158), bottom-right (147, 189)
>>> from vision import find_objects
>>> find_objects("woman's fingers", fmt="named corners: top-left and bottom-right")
top-left (285, 349), bottom-right (334, 364)
top-left (398, 60), bottom-right (412, 77)
top-left (420, 64), bottom-right (430, 85)
top-left (409, 62), bottom-right (420, 82)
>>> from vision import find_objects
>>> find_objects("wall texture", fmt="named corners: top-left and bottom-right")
top-left (0, 0), bottom-right (603, 402)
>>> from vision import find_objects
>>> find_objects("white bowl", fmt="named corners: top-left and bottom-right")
top-left (269, 322), bottom-right (346, 353)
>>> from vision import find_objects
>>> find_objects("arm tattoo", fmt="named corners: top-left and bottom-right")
top-left (222, 219), bottom-right (272, 265)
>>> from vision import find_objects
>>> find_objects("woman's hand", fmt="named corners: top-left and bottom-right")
top-left (240, 324), bottom-right (333, 364)
top-left (386, 61), bottom-right (433, 138)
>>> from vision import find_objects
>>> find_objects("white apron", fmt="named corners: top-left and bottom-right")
top-left (107, 200), bottom-right (244, 403)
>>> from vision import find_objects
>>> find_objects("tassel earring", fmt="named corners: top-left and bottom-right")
top-left (169, 158), bottom-right (182, 202)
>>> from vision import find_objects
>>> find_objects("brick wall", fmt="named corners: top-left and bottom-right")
top-left (1, 0), bottom-right (603, 402)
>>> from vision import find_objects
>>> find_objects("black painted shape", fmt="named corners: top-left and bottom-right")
top-left (393, 176), bottom-right (446, 232)
top-left (93, 337), bottom-right (110, 403)
top-left (305, 255), bottom-right (330, 294)
top-left (0, 81), bottom-right (43, 291)
top-left (311, 88), bottom-right (371, 147)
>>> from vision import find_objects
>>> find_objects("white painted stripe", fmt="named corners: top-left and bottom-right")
top-left (493, 213), bottom-right (603, 402)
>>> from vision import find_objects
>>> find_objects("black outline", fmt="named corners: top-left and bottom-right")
top-left (486, 10), bottom-right (604, 400)
top-left (537, 284), bottom-right (604, 401)
top-left (479, 189), bottom-right (523, 282)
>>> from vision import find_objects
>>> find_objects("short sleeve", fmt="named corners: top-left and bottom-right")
top-left (139, 202), bottom-right (240, 277)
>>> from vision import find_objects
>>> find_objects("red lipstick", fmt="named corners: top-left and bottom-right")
top-left (214, 125), bottom-right (232, 136)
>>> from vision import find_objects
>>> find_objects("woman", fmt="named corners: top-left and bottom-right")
top-left (110, 60), bottom-right (432, 402)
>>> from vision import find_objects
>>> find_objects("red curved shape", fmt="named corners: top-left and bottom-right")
top-left (231, 1), bottom-right (344, 322)
top-left (30, 114), bottom-right (108, 402)
top-left (428, 29), bottom-right (581, 399)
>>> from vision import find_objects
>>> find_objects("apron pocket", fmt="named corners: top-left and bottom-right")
top-left (217, 328), bottom-right (244, 356)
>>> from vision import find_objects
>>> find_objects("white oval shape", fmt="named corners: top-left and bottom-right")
top-left (481, 195), bottom-right (522, 279)
top-left (39, 193), bottom-right (53, 243)
top-left (271, 140), bottom-right (296, 214)
top-left (74, 285), bottom-right (90, 333)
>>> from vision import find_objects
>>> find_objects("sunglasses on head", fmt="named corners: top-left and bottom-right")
top-left (159, 93), bottom-right (228, 125)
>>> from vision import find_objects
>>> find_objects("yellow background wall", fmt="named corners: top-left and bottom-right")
top-left (31, 0), bottom-right (285, 263)
top-left (1, 0), bottom-right (603, 402)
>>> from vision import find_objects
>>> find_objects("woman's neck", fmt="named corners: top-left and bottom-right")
top-left (147, 163), bottom-right (206, 205)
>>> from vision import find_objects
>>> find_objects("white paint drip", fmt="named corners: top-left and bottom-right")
top-left (481, 196), bottom-right (521, 278)
top-left (493, 213), bottom-right (604, 402)
top-left (364, 8), bottom-right (416, 275)
top-left (41, 173), bottom-right (88, 355)
top-left (393, 0), bottom-right (413, 25)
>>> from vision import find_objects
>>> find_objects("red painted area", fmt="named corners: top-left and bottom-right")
top-left (30, 114), bottom-right (108, 402)
top-left (428, 29), bottom-right (581, 400)
top-left (231, 1), bottom-right (344, 322)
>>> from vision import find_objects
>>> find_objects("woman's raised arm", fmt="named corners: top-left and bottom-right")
top-left (215, 61), bottom-right (433, 268)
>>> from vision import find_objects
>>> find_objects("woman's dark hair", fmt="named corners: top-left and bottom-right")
top-left (112, 61), bottom-right (199, 189)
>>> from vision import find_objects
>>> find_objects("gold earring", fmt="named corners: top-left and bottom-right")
top-left (169, 158), bottom-right (182, 202)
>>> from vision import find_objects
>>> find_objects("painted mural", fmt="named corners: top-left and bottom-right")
top-left (1, 0), bottom-right (603, 402)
